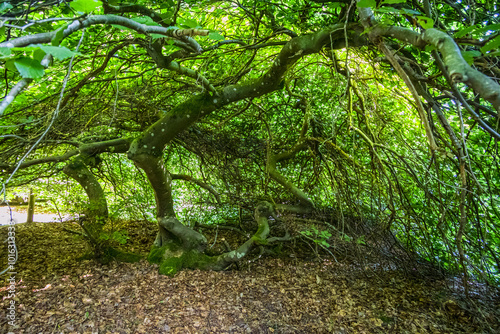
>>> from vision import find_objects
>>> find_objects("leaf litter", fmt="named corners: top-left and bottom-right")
top-left (0, 220), bottom-right (499, 333)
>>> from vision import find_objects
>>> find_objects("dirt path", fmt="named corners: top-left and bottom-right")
top-left (0, 206), bottom-right (77, 225)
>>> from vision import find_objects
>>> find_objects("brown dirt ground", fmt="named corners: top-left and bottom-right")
top-left (0, 220), bottom-right (499, 333)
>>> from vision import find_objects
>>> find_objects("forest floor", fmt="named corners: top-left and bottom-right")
top-left (0, 218), bottom-right (499, 334)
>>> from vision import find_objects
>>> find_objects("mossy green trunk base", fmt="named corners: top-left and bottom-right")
top-left (81, 246), bottom-right (142, 264)
top-left (147, 243), bottom-right (220, 276)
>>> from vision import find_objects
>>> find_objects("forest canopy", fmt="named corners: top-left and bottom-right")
top-left (0, 0), bottom-right (499, 288)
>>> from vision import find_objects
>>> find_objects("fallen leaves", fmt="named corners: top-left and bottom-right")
top-left (0, 221), bottom-right (499, 333)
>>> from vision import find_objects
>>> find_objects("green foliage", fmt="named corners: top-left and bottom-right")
top-left (208, 32), bottom-right (224, 41)
top-left (14, 57), bottom-right (45, 79)
top-left (51, 22), bottom-right (70, 46)
top-left (481, 35), bottom-right (500, 54)
top-left (461, 50), bottom-right (482, 65)
top-left (357, 0), bottom-right (376, 8)
top-left (416, 16), bottom-right (434, 29)
top-left (0, 47), bottom-right (11, 57)
top-left (70, 0), bottom-right (102, 13)
top-left (99, 231), bottom-right (130, 245)
top-left (36, 45), bottom-right (81, 60)
top-left (0, 2), bottom-right (13, 13)
top-left (177, 17), bottom-right (199, 29)
top-left (381, 0), bottom-right (406, 4)
top-left (301, 227), bottom-right (332, 248)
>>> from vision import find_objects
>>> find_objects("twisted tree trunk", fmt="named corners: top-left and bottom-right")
top-left (63, 155), bottom-right (109, 258)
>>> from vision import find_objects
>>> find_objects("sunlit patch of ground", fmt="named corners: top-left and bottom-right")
top-left (0, 206), bottom-right (77, 225)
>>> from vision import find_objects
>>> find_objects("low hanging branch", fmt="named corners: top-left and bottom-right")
top-left (0, 15), bottom-right (209, 49)
top-left (145, 41), bottom-right (217, 94)
top-left (171, 173), bottom-right (221, 204)
top-left (358, 5), bottom-right (500, 125)
top-left (422, 29), bottom-right (500, 112)
top-left (0, 138), bottom-right (131, 171)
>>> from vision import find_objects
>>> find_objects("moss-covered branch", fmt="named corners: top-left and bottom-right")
top-left (0, 138), bottom-right (131, 171)
top-left (358, 5), bottom-right (500, 115)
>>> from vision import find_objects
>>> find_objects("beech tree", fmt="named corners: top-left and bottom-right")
top-left (0, 0), bottom-right (499, 285)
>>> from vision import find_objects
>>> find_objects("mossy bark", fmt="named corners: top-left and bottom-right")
top-left (146, 202), bottom-right (278, 275)
top-left (63, 155), bottom-right (110, 258)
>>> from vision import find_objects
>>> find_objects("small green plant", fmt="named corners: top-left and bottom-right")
top-left (356, 235), bottom-right (366, 245)
top-left (300, 227), bottom-right (332, 247)
top-left (99, 231), bottom-right (130, 245)
top-left (341, 233), bottom-right (352, 242)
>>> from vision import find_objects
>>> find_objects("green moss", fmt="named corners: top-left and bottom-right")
top-left (159, 256), bottom-right (183, 276)
top-left (76, 251), bottom-right (95, 261)
top-left (150, 243), bottom-right (222, 275)
top-left (147, 242), bottom-right (181, 264)
top-left (270, 243), bottom-right (284, 256)
top-left (147, 245), bottom-right (167, 264)
top-left (251, 235), bottom-right (269, 245)
top-left (108, 248), bottom-right (142, 263)
top-left (183, 250), bottom-right (218, 270)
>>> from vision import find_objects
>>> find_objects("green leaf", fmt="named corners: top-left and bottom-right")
top-left (474, 24), bottom-right (500, 35)
top-left (400, 8), bottom-right (420, 15)
top-left (51, 23), bottom-right (70, 46)
top-left (5, 59), bottom-right (17, 72)
top-left (132, 16), bottom-right (161, 26)
top-left (461, 50), bottom-right (481, 65)
top-left (159, 11), bottom-right (173, 23)
top-left (328, 2), bottom-right (343, 9)
top-left (38, 45), bottom-right (80, 60)
top-left (99, 232), bottom-right (110, 240)
top-left (208, 32), bottom-right (224, 40)
top-left (151, 33), bottom-right (166, 40)
top-left (159, 0), bottom-right (175, 8)
top-left (33, 48), bottom-right (46, 62)
top-left (14, 57), bottom-right (45, 79)
top-left (0, 47), bottom-right (11, 57)
top-left (177, 17), bottom-right (198, 28)
top-left (483, 50), bottom-right (500, 57)
top-left (0, 2), bottom-right (13, 13)
top-left (455, 25), bottom-right (477, 38)
top-left (111, 24), bottom-right (132, 31)
top-left (424, 44), bottom-right (436, 52)
top-left (357, 0), bottom-right (376, 8)
top-left (416, 16), bottom-right (434, 29)
top-left (70, 0), bottom-right (102, 13)
top-left (12, 46), bottom-right (41, 52)
top-left (381, 0), bottom-right (405, 4)
top-left (376, 7), bottom-right (401, 14)
top-left (481, 35), bottom-right (500, 53)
